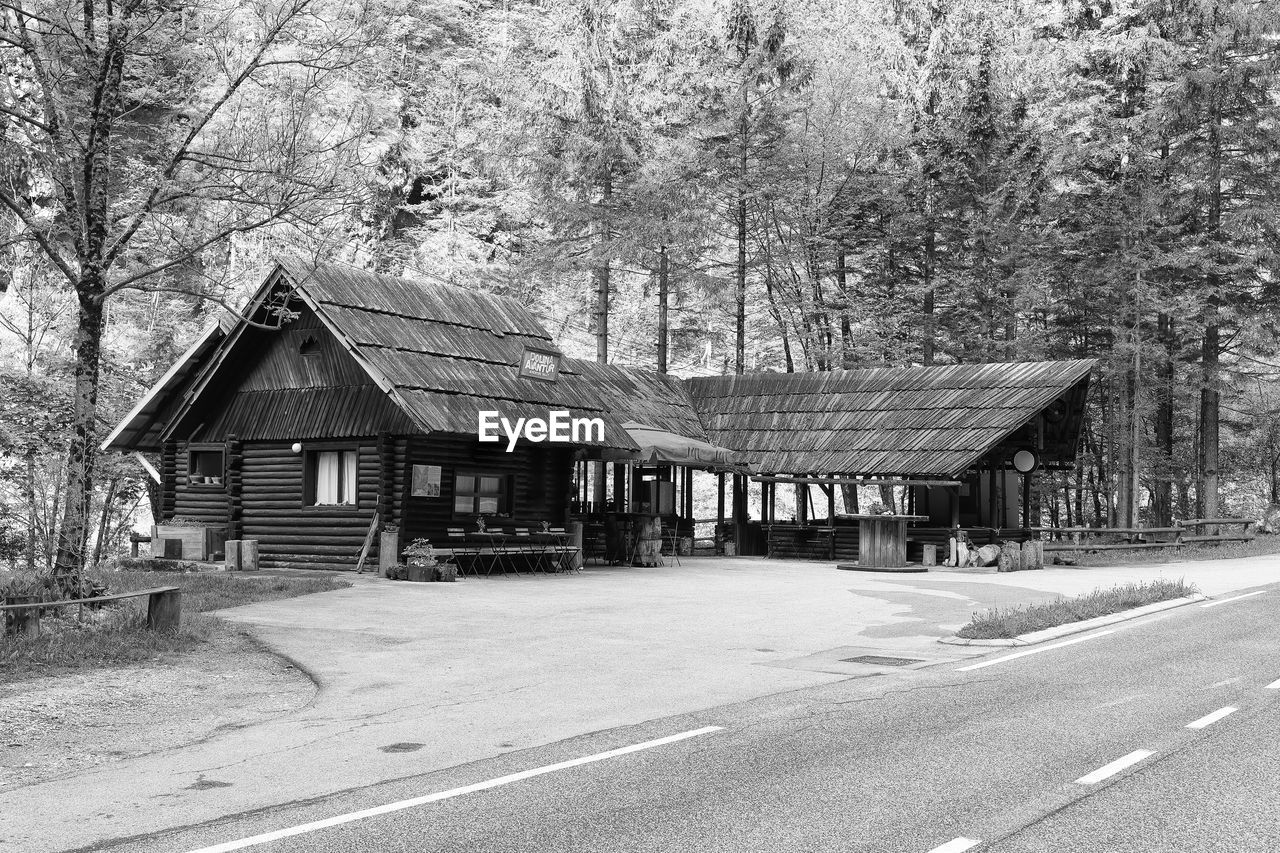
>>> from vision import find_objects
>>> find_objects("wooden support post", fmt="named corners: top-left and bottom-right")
top-left (568, 520), bottom-right (585, 570)
top-left (827, 477), bottom-right (836, 521)
top-left (716, 472), bottom-right (726, 553)
top-left (613, 462), bottom-right (627, 512)
top-left (147, 588), bottom-right (182, 632)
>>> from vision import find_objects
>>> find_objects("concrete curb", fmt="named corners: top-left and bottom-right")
top-left (938, 593), bottom-right (1208, 647)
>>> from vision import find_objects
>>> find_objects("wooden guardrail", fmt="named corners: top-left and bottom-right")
top-left (1177, 517), bottom-right (1255, 543)
top-left (1026, 526), bottom-right (1185, 552)
top-left (1, 586), bottom-right (181, 638)
top-left (1028, 518), bottom-right (1256, 552)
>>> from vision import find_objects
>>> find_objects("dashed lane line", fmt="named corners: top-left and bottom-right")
top-left (1186, 706), bottom-right (1237, 729)
top-left (1266, 678), bottom-right (1280, 690)
top-left (925, 838), bottom-right (982, 853)
top-left (1201, 590), bottom-right (1266, 608)
top-left (181, 726), bottom-right (724, 853)
top-left (1074, 749), bottom-right (1155, 785)
top-left (955, 630), bottom-right (1116, 672)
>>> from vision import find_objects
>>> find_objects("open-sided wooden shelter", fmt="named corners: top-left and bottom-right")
top-left (685, 361), bottom-right (1095, 561)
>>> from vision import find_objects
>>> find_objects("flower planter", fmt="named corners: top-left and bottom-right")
top-left (433, 562), bottom-right (458, 582)
top-left (404, 564), bottom-right (432, 582)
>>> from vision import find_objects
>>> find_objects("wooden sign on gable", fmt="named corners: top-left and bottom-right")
top-left (518, 347), bottom-right (560, 382)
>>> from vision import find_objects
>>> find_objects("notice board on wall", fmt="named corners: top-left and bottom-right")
top-left (411, 464), bottom-right (442, 497)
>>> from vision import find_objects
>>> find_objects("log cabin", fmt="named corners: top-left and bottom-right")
top-left (103, 259), bottom-right (1095, 570)
top-left (102, 260), bottom-right (645, 569)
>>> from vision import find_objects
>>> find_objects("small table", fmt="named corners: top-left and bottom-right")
top-left (465, 532), bottom-right (511, 575)
top-left (528, 531), bottom-right (573, 572)
top-left (840, 514), bottom-right (928, 571)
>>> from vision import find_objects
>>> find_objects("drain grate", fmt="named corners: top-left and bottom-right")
top-left (840, 655), bottom-right (924, 667)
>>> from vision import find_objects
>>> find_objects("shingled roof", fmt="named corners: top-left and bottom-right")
top-left (562, 359), bottom-right (709, 441)
top-left (685, 360), bottom-right (1095, 477)
top-left (278, 261), bottom-right (635, 449)
top-left (103, 261), bottom-right (640, 451)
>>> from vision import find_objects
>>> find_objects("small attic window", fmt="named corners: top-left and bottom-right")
top-left (299, 335), bottom-right (320, 357)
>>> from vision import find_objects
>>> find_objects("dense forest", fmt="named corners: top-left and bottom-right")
top-left (1, 0), bottom-right (1279, 577)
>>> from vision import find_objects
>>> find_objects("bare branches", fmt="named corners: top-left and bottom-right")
top-left (103, 0), bottom-right (323, 266)
top-left (0, 189), bottom-right (78, 284)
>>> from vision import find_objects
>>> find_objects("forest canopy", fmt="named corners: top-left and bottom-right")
top-left (2, 0), bottom-right (1279, 576)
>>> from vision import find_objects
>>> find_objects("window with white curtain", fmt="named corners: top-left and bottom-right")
top-left (311, 449), bottom-right (358, 506)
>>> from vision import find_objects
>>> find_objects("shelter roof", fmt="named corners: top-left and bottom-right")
top-left (684, 360), bottom-right (1095, 477)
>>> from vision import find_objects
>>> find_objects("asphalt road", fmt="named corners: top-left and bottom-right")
top-left (87, 587), bottom-right (1280, 853)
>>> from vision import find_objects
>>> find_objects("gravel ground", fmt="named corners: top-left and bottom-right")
top-left (0, 628), bottom-right (315, 792)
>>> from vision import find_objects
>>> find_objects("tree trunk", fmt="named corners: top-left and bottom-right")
top-left (1153, 313), bottom-right (1175, 526)
top-left (657, 245), bottom-right (668, 373)
top-left (92, 475), bottom-right (119, 568)
top-left (594, 169), bottom-right (613, 364)
top-left (24, 448), bottom-right (37, 574)
top-left (1199, 320), bottom-right (1220, 519)
top-left (54, 282), bottom-right (107, 588)
top-left (835, 245), bottom-right (854, 368)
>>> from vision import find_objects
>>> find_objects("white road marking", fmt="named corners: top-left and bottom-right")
top-left (955, 630), bottom-right (1116, 672)
top-left (1075, 749), bottom-right (1155, 785)
top-left (1201, 590), bottom-right (1266, 608)
top-left (182, 726), bottom-right (724, 853)
top-left (1186, 706), bottom-right (1237, 729)
top-left (925, 838), bottom-right (982, 853)
top-left (1266, 678), bottom-right (1280, 690)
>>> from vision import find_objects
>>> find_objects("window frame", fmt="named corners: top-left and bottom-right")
top-left (451, 471), bottom-right (512, 519)
top-left (302, 445), bottom-right (361, 510)
top-left (186, 445), bottom-right (226, 490)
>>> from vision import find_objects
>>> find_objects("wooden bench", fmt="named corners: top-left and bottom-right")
top-left (1, 586), bottom-right (181, 638)
top-left (1178, 518), bottom-right (1255, 544)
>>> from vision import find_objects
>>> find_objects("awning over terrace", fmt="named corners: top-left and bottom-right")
top-left (602, 421), bottom-right (744, 470)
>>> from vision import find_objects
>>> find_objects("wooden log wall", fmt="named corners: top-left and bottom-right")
top-left (171, 441), bottom-right (231, 525)
top-left (400, 436), bottom-right (573, 545)
top-left (160, 441), bottom-right (177, 521)
top-left (238, 441), bottom-right (382, 570)
top-left (227, 435), bottom-right (244, 540)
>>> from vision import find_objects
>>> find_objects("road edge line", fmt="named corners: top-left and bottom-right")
top-left (181, 725), bottom-right (723, 853)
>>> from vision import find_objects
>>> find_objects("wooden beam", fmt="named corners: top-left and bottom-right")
top-left (751, 475), bottom-right (961, 488)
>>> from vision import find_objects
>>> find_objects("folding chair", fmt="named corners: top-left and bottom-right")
top-left (445, 527), bottom-right (480, 576)
top-left (508, 528), bottom-right (543, 573)
top-left (662, 524), bottom-right (682, 567)
top-left (547, 526), bottom-right (579, 572)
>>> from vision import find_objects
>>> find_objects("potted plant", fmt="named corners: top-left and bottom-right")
top-left (402, 539), bottom-right (457, 582)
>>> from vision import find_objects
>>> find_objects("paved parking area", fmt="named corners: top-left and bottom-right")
top-left (4, 553), bottom-right (1276, 852)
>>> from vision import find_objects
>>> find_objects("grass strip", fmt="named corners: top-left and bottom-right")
top-left (957, 578), bottom-right (1198, 640)
top-left (1, 571), bottom-right (350, 682)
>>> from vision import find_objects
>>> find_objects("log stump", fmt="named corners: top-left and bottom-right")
top-left (632, 516), bottom-right (664, 566)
